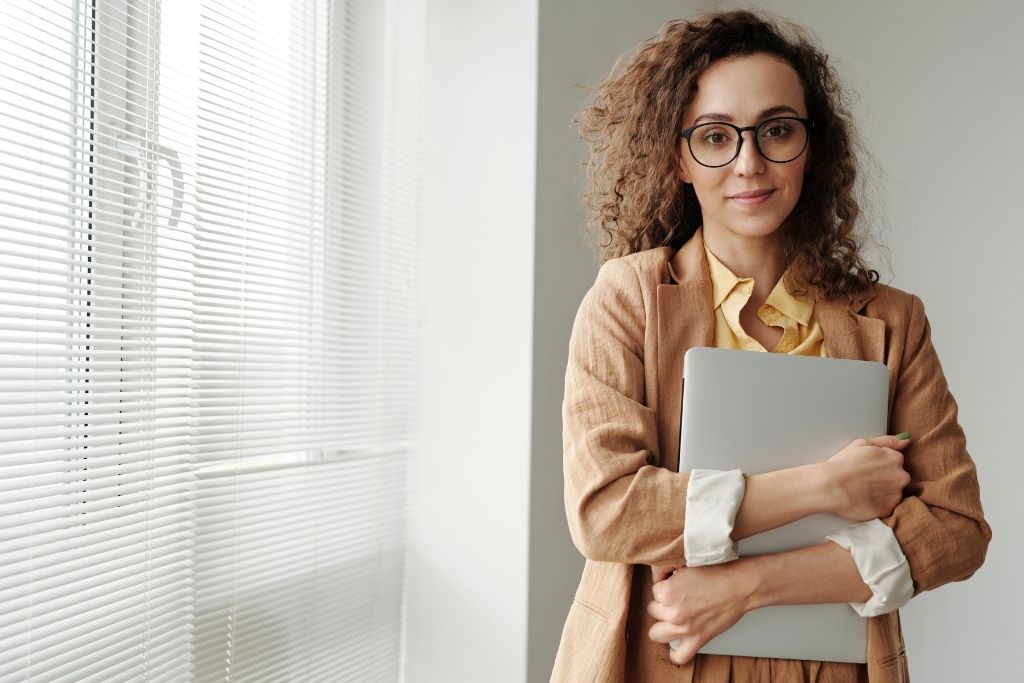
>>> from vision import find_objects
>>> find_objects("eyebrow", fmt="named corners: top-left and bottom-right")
top-left (691, 105), bottom-right (801, 126)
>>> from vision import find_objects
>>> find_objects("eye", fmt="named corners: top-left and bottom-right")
top-left (699, 126), bottom-right (735, 146)
top-left (760, 119), bottom-right (793, 139)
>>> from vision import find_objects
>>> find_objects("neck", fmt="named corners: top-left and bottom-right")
top-left (702, 224), bottom-right (786, 303)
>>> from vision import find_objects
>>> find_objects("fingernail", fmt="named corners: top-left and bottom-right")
top-left (896, 432), bottom-right (911, 440)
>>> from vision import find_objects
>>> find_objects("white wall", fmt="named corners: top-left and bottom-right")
top-left (528, 1), bottom-right (1022, 681)
top-left (405, 1), bottom-right (538, 681)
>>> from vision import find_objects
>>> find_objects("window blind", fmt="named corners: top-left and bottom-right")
top-left (0, 0), bottom-right (420, 680)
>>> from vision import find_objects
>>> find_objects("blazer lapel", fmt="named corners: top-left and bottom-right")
top-left (817, 294), bottom-right (894, 411)
top-left (655, 232), bottom-right (713, 472)
top-left (817, 302), bottom-right (885, 363)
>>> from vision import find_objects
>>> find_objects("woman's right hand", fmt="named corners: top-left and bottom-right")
top-left (823, 435), bottom-right (912, 521)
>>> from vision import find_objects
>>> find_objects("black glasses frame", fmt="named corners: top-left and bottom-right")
top-left (678, 117), bottom-right (815, 168)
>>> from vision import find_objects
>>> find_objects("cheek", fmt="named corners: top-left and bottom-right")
top-left (684, 166), bottom-right (721, 196)
top-left (782, 163), bottom-right (808, 200)
top-left (688, 185), bottom-right (728, 223)
top-left (791, 169), bottom-right (806, 194)
top-left (684, 173), bottom-right (715, 209)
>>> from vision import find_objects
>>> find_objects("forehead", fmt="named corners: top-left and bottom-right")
top-left (683, 53), bottom-right (806, 124)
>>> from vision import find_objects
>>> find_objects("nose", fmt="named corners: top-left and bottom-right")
top-left (733, 130), bottom-right (765, 176)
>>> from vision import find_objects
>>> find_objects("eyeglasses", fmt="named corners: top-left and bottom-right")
top-left (678, 117), bottom-right (814, 168)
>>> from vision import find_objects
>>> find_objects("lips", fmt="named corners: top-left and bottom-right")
top-left (729, 189), bottom-right (774, 199)
top-left (728, 188), bottom-right (775, 205)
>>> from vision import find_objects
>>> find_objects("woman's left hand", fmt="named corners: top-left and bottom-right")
top-left (647, 560), bottom-right (759, 665)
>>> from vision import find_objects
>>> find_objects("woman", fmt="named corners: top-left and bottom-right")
top-left (554, 10), bottom-right (990, 683)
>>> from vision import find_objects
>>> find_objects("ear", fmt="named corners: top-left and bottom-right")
top-left (677, 155), bottom-right (692, 184)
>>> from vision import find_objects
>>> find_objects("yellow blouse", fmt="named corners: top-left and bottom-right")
top-left (704, 242), bottom-right (827, 357)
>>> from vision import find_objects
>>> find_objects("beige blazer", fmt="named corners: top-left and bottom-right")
top-left (553, 231), bottom-right (991, 682)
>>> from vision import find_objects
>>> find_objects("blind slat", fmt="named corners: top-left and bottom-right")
top-left (0, 0), bottom-right (418, 679)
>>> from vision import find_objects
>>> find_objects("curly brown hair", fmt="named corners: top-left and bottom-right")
top-left (578, 9), bottom-right (878, 300)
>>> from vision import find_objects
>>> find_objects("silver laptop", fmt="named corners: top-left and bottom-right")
top-left (676, 346), bottom-right (889, 663)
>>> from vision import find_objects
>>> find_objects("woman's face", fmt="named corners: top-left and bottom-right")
top-left (678, 53), bottom-right (810, 244)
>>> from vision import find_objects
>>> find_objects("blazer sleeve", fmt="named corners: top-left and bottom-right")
top-left (562, 258), bottom-right (690, 566)
top-left (883, 294), bottom-right (992, 594)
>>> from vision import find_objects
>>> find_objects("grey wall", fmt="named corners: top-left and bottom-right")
top-left (528, 1), bottom-right (1022, 681)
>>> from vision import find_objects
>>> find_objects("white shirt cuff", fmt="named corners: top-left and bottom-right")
top-left (826, 519), bottom-right (914, 617)
top-left (683, 468), bottom-right (745, 566)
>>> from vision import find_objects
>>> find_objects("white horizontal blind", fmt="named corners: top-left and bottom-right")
top-left (0, 0), bottom-right (420, 680)
top-left (0, 2), bottom-right (194, 681)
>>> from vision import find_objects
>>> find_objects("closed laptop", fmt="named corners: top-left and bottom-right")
top-left (676, 346), bottom-right (889, 663)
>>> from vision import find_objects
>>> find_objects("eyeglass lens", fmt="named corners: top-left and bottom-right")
top-left (688, 118), bottom-right (809, 167)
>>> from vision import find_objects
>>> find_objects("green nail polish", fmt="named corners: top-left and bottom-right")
top-left (896, 432), bottom-right (911, 440)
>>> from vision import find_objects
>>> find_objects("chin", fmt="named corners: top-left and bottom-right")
top-left (721, 217), bottom-right (787, 239)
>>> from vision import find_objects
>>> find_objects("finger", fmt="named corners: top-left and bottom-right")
top-left (652, 567), bottom-right (689, 604)
top-left (651, 577), bottom-right (668, 603)
top-left (648, 619), bottom-right (685, 644)
top-left (651, 565), bottom-right (675, 582)
top-left (669, 636), bottom-right (701, 666)
top-left (646, 599), bottom-right (675, 623)
top-left (861, 434), bottom-right (911, 449)
top-left (875, 447), bottom-right (904, 468)
top-left (890, 433), bottom-right (912, 449)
